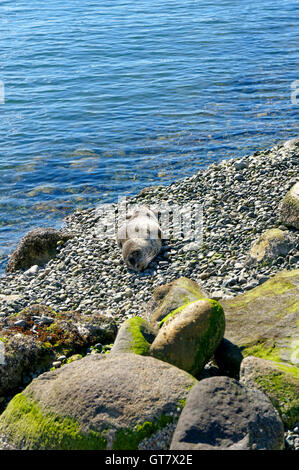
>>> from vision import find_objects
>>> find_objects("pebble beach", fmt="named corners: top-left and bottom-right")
top-left (0, 139), bottom-right (298, 321)
top-left (0, 138), bottom-right (298, 451)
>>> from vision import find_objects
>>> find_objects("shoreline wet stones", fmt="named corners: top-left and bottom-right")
top-left (0, 138), bottom-right (298, 450)
top-left (0, 140), bottom-right (297, 322)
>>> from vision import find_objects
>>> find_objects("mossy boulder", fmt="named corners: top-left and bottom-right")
top-left (278, 182), bottom-right (299, 230)
top-left (246, 228), bottom-right (296, 265)
top-left (111, 316), bottom-right (155, 356)
top-left (6, 228), bottom-right (75, 272)
top-left (0, 353), bottom-right (196, 450)
top-left (220, 269), bottom-right (299, 367)
top-left (147, 277), bottom-right (207, 329)
top-left (150, 299), bottom-right (225, 376)
top-left (240, 356), bottom-right (299, 428)
top-left (0, 305), bottom-right (117, 403)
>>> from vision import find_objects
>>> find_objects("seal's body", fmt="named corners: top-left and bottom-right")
top-left (117, 206), bottom-right (162, 271)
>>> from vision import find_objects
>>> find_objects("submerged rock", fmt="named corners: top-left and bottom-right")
top-left (0, 353), bottom-right (196, 450)
top-left (170, 376), bottom-right (284, 450)
top-left (6, 228), bottom-right (75, 272)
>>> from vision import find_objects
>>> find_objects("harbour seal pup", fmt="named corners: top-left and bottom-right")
top-left (117, 206), bottom-right (162, 271)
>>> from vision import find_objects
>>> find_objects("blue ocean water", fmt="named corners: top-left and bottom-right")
top-left (0, 0), bottom-right (298, 270)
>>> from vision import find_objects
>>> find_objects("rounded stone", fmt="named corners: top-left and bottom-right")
top-left (170, 376), bottom-right (285, 450)
top-left (0, 353), bottom-right (196, 450)
top-left (247, 228), bottom-right (296, 264)
top-left (149, 299), bottom-right (225, 376)
top-left (6, 228), bottom-right (75, 273)
top-left (278, 182), bottom-right (299, 229)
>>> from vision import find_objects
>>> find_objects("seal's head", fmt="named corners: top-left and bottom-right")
top-left (122, 239), bottom-right (154, 272)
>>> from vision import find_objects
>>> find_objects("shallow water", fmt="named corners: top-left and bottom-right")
top-left (0, 0), bottom-right (298, 270)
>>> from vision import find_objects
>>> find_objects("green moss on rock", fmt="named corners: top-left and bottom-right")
top-left (158, 301), bottom-right (198, 328)
top-left (66, 354), bottom-right (83, 364)
top-left (241, 356), bottom-right (299, 428)
top-left (193, 300), bottom-right (225, 375)
top-left (126, 317), bottom-right (151, 355)
top-left (111, 317), bottom-right (154, 356)
top-left (0, 393), bottom-right (107, 450)
top-left (279, 182), bottom-right (299, 229)
top-left (221, 269), bottom-right (299, 366)
top-left (150, 299), bottom-right (225, 376)
top-left (260, 372), bottom-right (299, 415)
top-left (229, 277), bottom-right (294, 309)
top-left (112, 414), bottom-right (174, 450)
top-left (149, 277), bottom-right (207, 328)
top-left (242, 342), bottom-right (281, 362)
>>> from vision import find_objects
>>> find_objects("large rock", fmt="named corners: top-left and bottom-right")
top-left (221, 269), bottom-right (299, 367)
top-left (6, 228), bottom-right (74, 272)
top-left (0, 305), bottom-right (117, 403)
top-left (240, 356), bottom-right (299, 428)
top-left (0, 334), bottom-right (52, 408)
top-left (170, 376), bottom-right (284, 450)
top-left (278, 182), bottom-right (299, 229)
top-left (0, 354), bottom-right (196, 450)
top-left (147, 277), bottom-right (207, 329)
top-left (150, 299), bottom-right (225, 376)
top-left (247, 228), bottom-right (296, 264)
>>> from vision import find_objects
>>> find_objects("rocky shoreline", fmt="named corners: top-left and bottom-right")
top-left (0, 138), bottom-right (298, 450)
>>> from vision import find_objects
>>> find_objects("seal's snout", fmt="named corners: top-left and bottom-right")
top-left (126, 248), bottom-right (144, 272)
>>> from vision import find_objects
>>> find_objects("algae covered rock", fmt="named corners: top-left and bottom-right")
top-left (240, 356), bottom-right (299, 428)
top-left (6, 228), bottom-right (75, 272)
top-left (150, 299), bottom-right (225, 376)
top-left (148, 277), bottom-right (207, 329)
top-left (170, 376), bottom-right (284, 450)
top-left (247, 228), bottom-right (296, 265)
top-left (278, 182), bottom-right (299, 230)
top-left (0, 334), bottom-right (54, 407)
top-left (111, 316), bottom-right (155, 356)
top-left (0, 305), bottom-right (117, 402)
top-left (221, 269), bottom-right (299, 367)
top-left (0, 353), bottom-right (196, 450)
